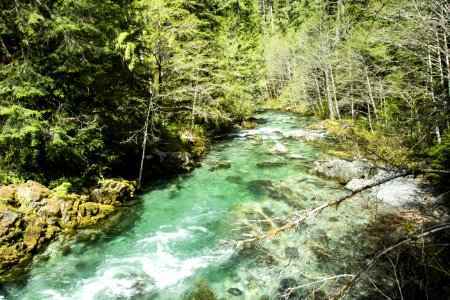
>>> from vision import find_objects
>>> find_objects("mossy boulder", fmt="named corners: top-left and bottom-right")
top-left (16, 181), bottom-right (51, 213)
top-left (0, 205), bottom-right (19, 236)
top-left (23, 225), bottom-right (44, 249)
top-left (0, 185), bottom-right (16, 206)
top-left (241, 120), bottom-right (257, 129)
top-left (90, 179), bottom-right (135, 206)
top-left (76, 202), bottom-right (116, 227)
top-left (0, 178), bottom-right (136, 281)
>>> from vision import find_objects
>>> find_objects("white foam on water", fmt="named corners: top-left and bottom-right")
top-left (187, 226), bottom-right (209, 233)
top-left (138, 228), bottom-right (191, 245)
top-left (61, 225), bottom-right (234, 299)
top-left (245, 127), bottom-right (283, 136)
top-left (125, 245), bottom-right (234, 289)
top-left (37, 290), bottom-right (69, 300)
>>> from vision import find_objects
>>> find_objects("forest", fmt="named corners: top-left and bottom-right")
top-left (1, 0), bottom-right (449, 187)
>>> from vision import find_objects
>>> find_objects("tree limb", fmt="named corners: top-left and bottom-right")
top-left (334, 223), bottom-right (450, 299)
top-left (219, 171), bottom-right (411, 247)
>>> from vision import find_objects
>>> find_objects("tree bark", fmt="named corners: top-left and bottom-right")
top-left (138, 80), bottom-right (154, 188)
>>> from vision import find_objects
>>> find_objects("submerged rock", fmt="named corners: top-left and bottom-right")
top-left (226, 176), bottom-right (242, 184)
top-left (270, 141), bottom-right (288, 154)
top-left (256, 161), bottom-right (287, 169)
top-left (279, 277), bottom-right (299, 299)
top-left (209, 160), bottom-right (231, 172)
top-left (227, 288), bottom-right (243, 296)
top-left (245, 134), bottom-right (263, 141)
top-left (187, 280), bottom-right (217, 300)
top-left (248, 180), bottom-right (274, 197)
top-left (284, 247), bottom-right (299, 259)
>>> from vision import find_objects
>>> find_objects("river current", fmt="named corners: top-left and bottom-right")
top-left (2, 110), bottom-right (381, 299)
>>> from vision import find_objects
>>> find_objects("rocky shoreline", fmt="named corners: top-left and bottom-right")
top-left (313, 158), bottom-right (448, 216)
top-left (0, 179), bottom-right (135, 281)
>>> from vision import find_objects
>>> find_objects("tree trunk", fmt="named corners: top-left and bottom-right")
top-left (138, 80), bottom-right (154, 188)
top-left (367, 102), bottom-right (374, 133)
top-left (428, 47), bottom-right (442, 143)
top-left (325, 70), bottom-right (336, 120)
top-left (329, 66), bottom-right (341, 120)
top-left (365, 67), bottom-right (378, 122)
top-left (191, 70), bottom-right (199, 135)
top-left (314, 75), bottom-right (325, 115)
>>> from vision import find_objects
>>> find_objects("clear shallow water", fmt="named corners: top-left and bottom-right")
top-left (1, 111), bottom-right (380, 299)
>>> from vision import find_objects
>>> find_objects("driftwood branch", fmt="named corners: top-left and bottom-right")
top-left (219, 171), bottom-right (410, 247)
top-left (219, 167), bottom-right (449, 248)
top-left (334, 223), bottom-right (450, 299)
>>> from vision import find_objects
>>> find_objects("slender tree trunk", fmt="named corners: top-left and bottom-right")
top-left (349, 64), bottom-right (355, 120)
top-left (191, 70), bottom-right (199, 135)
top-left (367, 102), bottom-right (374, 133)
top-left (0, 36), bottom-right (11, 59)
top-left (261, 0), bottom-right (267, 37)
top-left (138, 80), bottom-right (154, 188)
top-left (428, 47), bottom-right (442, 143)
top-left (365, 67), bottom-right (378, 122)
top-left (436, 31), bottom-right (445, 87)
top-left (269, 5), bottom-right (274, 35)
top-left (379, 83), bottom-right (388, 126)
top-left (325, 70), bottom-right (335, 120)
top-left (314, 75), bottom-right (325, 115)
top-left (329, 67), bottom-right (341, 119)
top-left (444, 31), bottom-right (450, 104)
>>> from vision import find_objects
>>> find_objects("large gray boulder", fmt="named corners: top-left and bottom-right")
top-left (376, 177), bottom-right (423, 206)
top-left (313, 159), bottom-right (370, 184)
top-left (345, 169), bottom-right (425, 208)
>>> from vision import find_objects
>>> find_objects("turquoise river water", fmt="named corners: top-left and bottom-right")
top-left (1, 111), bottom-right (385, 299)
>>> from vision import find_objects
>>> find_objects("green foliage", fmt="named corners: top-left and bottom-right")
top-left (0, 0), bottom-right (264, 187)
top-left (263, 0), bottom-right (450, 170)
top-left (53, 182), bottom-right (73, 197)
top-left (428, 129), bottom-right (450, 170)
top-left (0, 105), bottom-right (46, 180)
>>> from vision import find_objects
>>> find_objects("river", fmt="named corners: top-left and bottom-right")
top-left (2, 110), bottom-right (381, 299)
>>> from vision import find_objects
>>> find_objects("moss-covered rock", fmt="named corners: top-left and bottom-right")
top-left (0, 185), bottom-right (16, 206)
top-left (91, 179), bottom-right (135, 206)
top-left (23, 225), bottom-right (44, 249)
top-left (186, 280), bottom-right (217, 300)
top-left (0, 205), bottom-right (19, 236)
top-left (0, 178), bottom-right (136, 281)
top-left (241, 120), bottom-right (257, 129)
top-left (16, 181), bottom-right (51, 214)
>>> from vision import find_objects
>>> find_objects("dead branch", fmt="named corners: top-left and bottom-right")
top-left (334, 223), bottom-right (450, 299)
top-left (283, 274), bottom-right (355, 299)
top-left (219, 171), bottom-right (410, 248)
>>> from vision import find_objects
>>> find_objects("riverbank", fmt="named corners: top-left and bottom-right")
top-left (2, 110), bottom-right (449, 299)
top-left (0, 179), bottom-right (135, 281)
top-left (0, 114), bottom-right (258, 282)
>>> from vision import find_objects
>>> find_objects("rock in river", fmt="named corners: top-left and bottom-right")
top-left (248, 180), bottom-right (273, 197)
top-left (227, 288), bottom-right (243, 296)
top-left (270, 141), bottom-right (288, 154)
top-left (313, 159), bottom-right (370, 184)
